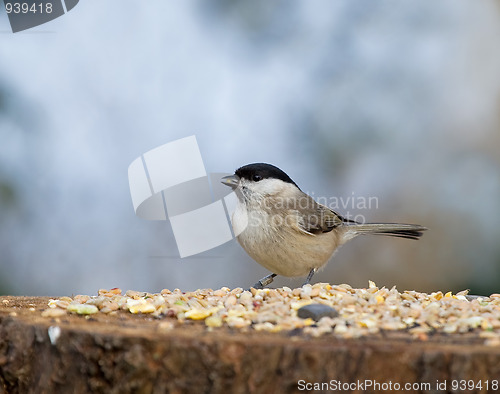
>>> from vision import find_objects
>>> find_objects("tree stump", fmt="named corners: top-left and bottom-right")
top-left (1, 296), bottom-right (500, 393)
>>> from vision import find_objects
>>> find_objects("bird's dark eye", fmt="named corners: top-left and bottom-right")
top-left (252, 174), bottom-right (263, 182)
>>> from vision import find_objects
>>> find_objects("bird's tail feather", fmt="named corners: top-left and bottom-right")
top-left (349, 223), bottom-right (427, 240)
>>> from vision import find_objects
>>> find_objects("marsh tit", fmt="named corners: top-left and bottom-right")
top-left (221, 163), bottom-right (426, 289)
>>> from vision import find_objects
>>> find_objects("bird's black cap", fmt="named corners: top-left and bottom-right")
top-left (235, 163), bottom-right (300, 189)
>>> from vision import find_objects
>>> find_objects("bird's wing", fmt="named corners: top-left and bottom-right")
top-left (296, 197), bottom-right (346, 235)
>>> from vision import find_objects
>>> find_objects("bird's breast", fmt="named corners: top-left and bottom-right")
top-left (231, 202), bottom-right (341, 277)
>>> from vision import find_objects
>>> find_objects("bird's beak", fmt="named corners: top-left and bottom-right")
top-left (221, 174), bottom-right (240, 189)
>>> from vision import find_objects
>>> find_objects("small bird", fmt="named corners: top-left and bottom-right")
top-left (221, 163), bottom-right (426, 289)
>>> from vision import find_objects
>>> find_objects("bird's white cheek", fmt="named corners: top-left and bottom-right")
top-left (251, 179), bottom-right (284, 196)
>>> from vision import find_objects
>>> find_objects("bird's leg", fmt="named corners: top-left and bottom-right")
top-left (302, 268), bottom-right (317, 286)
top-left (251, 273), bottom-right (277, 289)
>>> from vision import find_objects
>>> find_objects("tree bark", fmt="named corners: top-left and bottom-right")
top-left (1, 296), bottom-right (499, 393)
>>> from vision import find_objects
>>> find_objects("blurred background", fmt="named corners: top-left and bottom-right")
top-left (1, 0), bottom-right (500, 296)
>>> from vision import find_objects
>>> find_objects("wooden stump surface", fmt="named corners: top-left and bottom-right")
top-left (1, 296), bottom-right (500, 394)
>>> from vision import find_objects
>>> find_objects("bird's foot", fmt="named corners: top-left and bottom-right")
top-left (249, 273), bottom-right (277, 290)
top-left (302, 268), bottom-right (317, 286)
